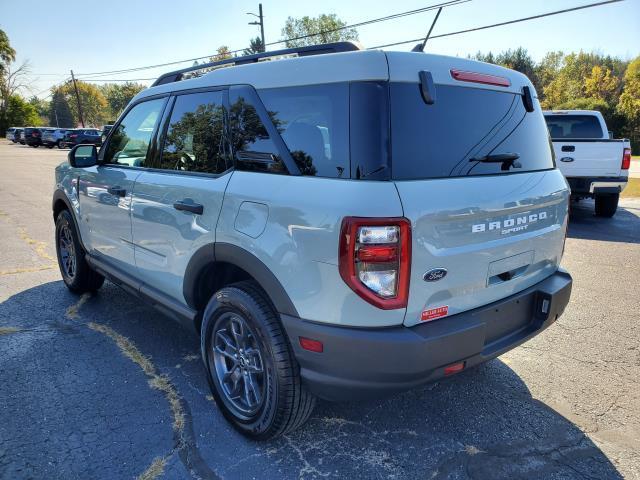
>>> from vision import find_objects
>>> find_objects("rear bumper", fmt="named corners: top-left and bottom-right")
top-left (282, 269), bottom-right (572, 401)
top-left (567, 176), bottom-right (627, 195)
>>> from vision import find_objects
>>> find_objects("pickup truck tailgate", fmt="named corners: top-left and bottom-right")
top-left (553, 140), bottom-right (625, 177)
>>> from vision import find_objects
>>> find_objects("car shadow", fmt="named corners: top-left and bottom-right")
top-left (0, 280), bottom-right (624, 479)
top-left (568, 198), bottom-right (640, 244)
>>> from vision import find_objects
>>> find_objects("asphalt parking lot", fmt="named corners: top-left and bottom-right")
top-left (0, 142), bottom-right (638, 480)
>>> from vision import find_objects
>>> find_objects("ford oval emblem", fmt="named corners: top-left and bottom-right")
top-left (423, 268), bottom-right (447, 282)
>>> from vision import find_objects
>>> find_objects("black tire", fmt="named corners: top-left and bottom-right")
top-left (595, 193), bottom-right (619, 218)
top-left (201, 281), bottom-right (316, 440)
top-left (55, 210), bottom-right (105, 293)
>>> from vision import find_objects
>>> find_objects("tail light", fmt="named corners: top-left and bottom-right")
top-left (339, 217), bottom-right (411, 309)
top-left (622, 148), bottom-right (631, 170)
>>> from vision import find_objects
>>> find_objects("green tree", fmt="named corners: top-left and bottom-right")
top-left (584, 65), bottom-right (620, 105)
top-left (0, 29), bottom-right (16, 70)
top-left (59, 81), bottom-right (109, 127)
top-left (99, 82), bottom-right (146, 119)
top-left (282, 14), bottom-right (358, 48)
top-left (243, 37), bottom-right (265, 55)
top-left (617, 57), bottom-right (640, 148)
top-left (4, 95), bottom-right (40, 127)
top-left (209, 46), bottom-right (233, 62)
top-left (48, 89), bottom-right (74, 127)
top-left (28, 96), bottom-right (49, 125)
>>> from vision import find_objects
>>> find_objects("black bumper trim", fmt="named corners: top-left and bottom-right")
top-left (567, 176), bottom-right (627, 195)
top-left (282, 270), bottom-right (572, 401)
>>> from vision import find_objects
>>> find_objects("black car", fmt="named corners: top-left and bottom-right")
top-left (60, 129), bottom-right (102, 148)
top-left (24, 127), bottom-right (42, 147)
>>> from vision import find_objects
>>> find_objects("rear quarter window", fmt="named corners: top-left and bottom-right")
top-left (258, 84), bottom-right (349, 178)
top-left (390, 83), bottom-right (555, 180)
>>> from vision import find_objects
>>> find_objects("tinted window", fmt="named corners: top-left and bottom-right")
top-left (544, 114), bottom-right (603, 139)
top-left (258, 84), bottom-right (349, 178)
top-left (229, 86), bottom-right (286, 174)
top-left (155, 91), bottom-right (229, 174)
top-left (390, 83), bottom-right (554, 179)
top-left (103, 98), bottom-right (165, 167)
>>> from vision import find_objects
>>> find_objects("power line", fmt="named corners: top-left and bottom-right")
top-left (369, 0), bottom-right (624, 49)
top-left (69, 0), bottom-right (469, 78)
top-left (76, 78), bottom-right (156, 82)
top-left (263, 0), bottom-right (468, 47)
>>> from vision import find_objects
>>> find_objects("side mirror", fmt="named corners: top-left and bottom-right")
top-left (608, 130), bottom-right (614, 139)
top-left (69, 144), bottom-right (98, 168)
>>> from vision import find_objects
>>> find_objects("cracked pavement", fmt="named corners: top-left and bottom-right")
top-left (0, 143), bottom-right (638, 479)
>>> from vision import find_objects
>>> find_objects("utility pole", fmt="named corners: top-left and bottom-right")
top-left (247, 4), bottom-right (265, 52)
top-left (70, 70), bottom-right (85, 127)
top-left (54, 109), bottom-right (59, 128)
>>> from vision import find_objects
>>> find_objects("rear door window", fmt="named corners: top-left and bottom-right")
top-left (390, 83), bottom-right (554, 179)
top-left (258, 84), bottom-right (349, 178)
top-left (544, 114), bottom-right (603, 139)
top-left (154, 90), bottom-right (230, 174)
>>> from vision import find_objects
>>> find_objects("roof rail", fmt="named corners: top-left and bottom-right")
top-left (151, 41), bottom-right (362, 87)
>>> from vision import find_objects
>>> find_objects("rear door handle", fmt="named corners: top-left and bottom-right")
top-left (107, 186), bottom-right (126, 197)
top-left (173, 199), bottom-right (204, 215)
top-left (561, 145), bottom-right (575, 152)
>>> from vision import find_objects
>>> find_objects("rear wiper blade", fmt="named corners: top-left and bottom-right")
top-left (469, 153), bottom-right (521, 171)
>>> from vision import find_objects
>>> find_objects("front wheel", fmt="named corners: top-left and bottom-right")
top-left (55, 210), bottom-right (105, 293)
top-left (201, 281), bottom-right (316, 440)
top-left (595, 193), bottom-right (619, 218)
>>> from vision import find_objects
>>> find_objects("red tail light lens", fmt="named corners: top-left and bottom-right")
top-left (450, 69), bottom-right (511, 87)
top-left (339, 217), bottom-right (411, 309)
top-left (622, 148), bottom-right (631, 170)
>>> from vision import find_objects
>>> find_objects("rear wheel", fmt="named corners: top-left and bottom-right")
top-left (595, 193), bottom-right (619, 218)
top-left (201, 281), bottom-right (315, 440)
top-left (55, 210), bottom-right (104, 293)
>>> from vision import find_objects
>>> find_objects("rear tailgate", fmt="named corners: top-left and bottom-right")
top-left (386, 53), bottom-right (569, 327)
top-left (552, 140), bottom-right (625, 177)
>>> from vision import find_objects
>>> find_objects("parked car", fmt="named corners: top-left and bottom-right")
top-left (24, 127), bottom-right (42, 147)
top-left (53, 42), bottom-right (572, 440)
top-left (42, 128), bottom-right (72, 148)
top-left (101, 124), bottom-right (113, 144)
top-left (5, 127), bottom-right (17, 141)
top-left (544, 110), bottom-right (631, 217)
top-left (11, 128), bottom-right (23, 143)
top-left (59, 129), bottom-right (102, 149)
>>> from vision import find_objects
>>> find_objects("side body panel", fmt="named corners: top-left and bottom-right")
top-left (77, 165), bottom-right (141, 274)
top-left (217, 172), bottom-right (406, 327)
top-left (131, 171), bottom-right (232, 304)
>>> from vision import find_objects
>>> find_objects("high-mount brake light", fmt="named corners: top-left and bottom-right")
top-left (450, 69), bottom-right (511, 87)
top-left (339, 217), bottom-right (411, 310)
top-left (622, 148), bottom-right (631, 170)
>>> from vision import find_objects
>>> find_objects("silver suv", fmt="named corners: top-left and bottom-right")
top-left (53, 42), bottom-right (573, 439)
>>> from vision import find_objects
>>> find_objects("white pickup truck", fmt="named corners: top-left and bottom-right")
top-left (543, 110), bottom-right (631, 217)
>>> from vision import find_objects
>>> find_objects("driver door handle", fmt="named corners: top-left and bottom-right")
top-left (173, 200), bottom-right (204, 215)
top-left (107, 186), bottom-right (126, 197)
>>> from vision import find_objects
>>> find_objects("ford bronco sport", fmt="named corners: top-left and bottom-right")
top-left (53, 42), bottom-right (573, 439)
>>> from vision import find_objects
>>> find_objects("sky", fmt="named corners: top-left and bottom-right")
top-left (1, 0), bottom-right (639, 99)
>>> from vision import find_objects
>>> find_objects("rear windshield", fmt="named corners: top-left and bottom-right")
top-left (544, 114), bottom-right (603, 139)
top-left (390, 83), bottom-right (554, 180)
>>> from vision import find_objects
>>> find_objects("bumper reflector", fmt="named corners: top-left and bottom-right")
top-left (444, 362), bottom-right (465, 376)
top-left (299, 337), bottom-right (323, 353)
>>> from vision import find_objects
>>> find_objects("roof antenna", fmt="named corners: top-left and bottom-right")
top-left (411, 7), bottom-right (443, 52)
